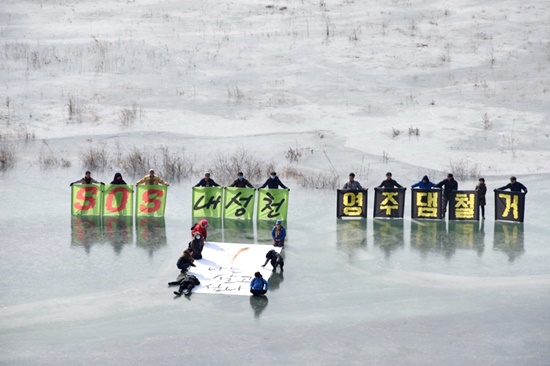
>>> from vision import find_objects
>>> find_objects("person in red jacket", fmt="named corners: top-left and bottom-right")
top-left (191, 218), bottom-right (209, 243)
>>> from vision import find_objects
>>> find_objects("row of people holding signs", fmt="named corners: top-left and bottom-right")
top-left (337, 187), bottom-right (525, 223)
top-left (70, 184), bottom-right (290, 220)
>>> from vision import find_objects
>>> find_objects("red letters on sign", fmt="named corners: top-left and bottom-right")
top-left (139, 189), bottom-right (164, 213)
top-left (74, 187), bottom-right (99, 211)
top-left (105, 187), bottom-right (130, 212)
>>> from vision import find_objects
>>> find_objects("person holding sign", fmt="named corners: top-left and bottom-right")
top-left (435, 173), bottom-right (458, 218)
top-left (70, 171), bottom-right (103, 186)
top-left (110, 172), bottom-right (127, 185)
top-left (229, 172), bottom-right (254, 188)
top-left (411, 175), bottom-right (436, 189)
top-left (342, 172), bottom-right (363, 190)
top-left (378, 172), bottom-right (403, 188)
top-left (260, 172), bottom-right (288, 190)
top-left (271, 220), bottom-right (286, 247)
top-left (496, 176), bottom-right (528, 194)
top-left (475, 178), bottom-right (487, 220)
top-left (250, 272), bottom-right (269, 297)
top-left (136, 169), bottom-right (169, 186)
top-left (194, 172), bottom-right (220, 187)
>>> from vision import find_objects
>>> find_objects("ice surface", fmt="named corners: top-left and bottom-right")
top-left (1, 0), bottom-right (550, 364)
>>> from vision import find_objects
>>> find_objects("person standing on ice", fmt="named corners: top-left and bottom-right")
top-left (194, 172), bottom-right (220, 187)
top-left (70, 171), bottom-right (103, 186)
top-left (135, 169), bottom-right (169, 186)
top-left (110, 172), bottom-right (127, 185)
top-left (342, 172), bottom-right (363, 190)
top-left (260, 172), bottom-right (288, 190)
top-left (475, 177), bottom-right (487, 220)
top-left (229, 172), bottom-right (254, 188)
top-left (411, 175), bottom-right (436, 189)
top-left (378, 172), bottom-right (403, 188)
top-left (435, 173), bottom-right (458, 218)
top-left (250, 272), bottom-right (269, 297)
top-left (271, 220), bottom-right (286, 247)
top-left (496, 176), bottom-right (528, 194)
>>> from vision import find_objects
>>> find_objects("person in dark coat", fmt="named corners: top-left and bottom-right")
top-left (229, 172), bottom-right (254, 188)
top-left (475, 177), bottom-right (487, 219)
top-left (188, 234), bottom-right (204, 260)
top-left (497, 176), bottom-right (528, 194)
top-left (435, 173), bottom-right (458, 218)
top-left (194, 172), bottom-right (220, 187)
top-left (343, 172), bottom-right (363, 190)
top-left (260, 172), bottom-right (288, 190)
top-left (378, 172), bottom-right (402, 188)
top-left (262, 249), bottom-right (284, 272)
top-left (172, 274), bottom-right (201, 296)
top-left (175, 249), bottom-right (196, 273)
top-left (110, 172), bottom-right (127, 185)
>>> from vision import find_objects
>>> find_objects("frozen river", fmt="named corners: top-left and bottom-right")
top-left (1, 168), bottom-right (549, 366)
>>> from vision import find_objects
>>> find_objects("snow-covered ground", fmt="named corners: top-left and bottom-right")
top-left (1, 0), bottom-right (549, 365)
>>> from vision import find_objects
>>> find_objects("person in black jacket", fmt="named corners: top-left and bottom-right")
top-left (262, 249), bottom-right (284, 272)
top-left (172, 274), bottom-right (201, 296)
top-left (110, 172), bottom-right (127, 185)
top-left (229, 172), bottom-right (254, 188)
top-left (475, 177), bottom-right (487, 219)
top-left (435, 173), bottom-right (458, 218)
top-left (194, 172), bottom-right (220, 187)
top-left (497, 176), bottom-right (527, 193)
top-left (378, 172), bottom-right (402, 188)
top-left (260, 172), bottom-right (288, 190)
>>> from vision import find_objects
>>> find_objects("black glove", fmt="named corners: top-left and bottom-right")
top-left (70, 183), bottom-right (74, 186)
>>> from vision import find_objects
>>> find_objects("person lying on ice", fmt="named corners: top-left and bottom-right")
top-left (262, 249), bottom-right (284, 272)
top-left (171, 274), bottom-right (201, 297)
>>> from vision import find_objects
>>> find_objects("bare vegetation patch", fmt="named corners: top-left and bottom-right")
top-left (0, 142), bottom-right (16, 171)
top-left (38, 141), bottom-right (71, 169)
top-left (159, 145), bottom-right (194, 182)
top-left (281, 166), bottom-right (339, 190)
top-left (449, 159), bottom-right (481, 180)
top-left (80, 145), bottom-right (110, 171)
top-left (209, 147), bottom-right (274, 184)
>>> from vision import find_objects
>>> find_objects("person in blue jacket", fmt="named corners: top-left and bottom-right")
top-left (271, 220), bottom-right (286, 247)
top-left (411, 175), bottom-right (436, 189)
top-left (260, 172), bottom-right (288, 190)
top-left (250, 271), bottom-right (269, 297)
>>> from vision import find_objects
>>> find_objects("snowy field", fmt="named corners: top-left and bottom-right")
top-left (1, 0), bottom-right (550, 365)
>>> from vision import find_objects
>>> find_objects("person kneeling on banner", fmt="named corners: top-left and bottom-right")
top-left (262, 249), bottom-right (284, 272)
top-left (172, 274), bottom-right (201, 297)
top-left (250, 272), bottom-right (269, 297)
top-left (188, 234), bottom-right (204, 260)
top-left (175, 248), bottom-right (196, 273)
top-left (271, 220), bottom-right (286, 247)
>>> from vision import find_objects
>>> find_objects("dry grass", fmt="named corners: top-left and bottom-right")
top-left (0, 142), bottom-right (16, 171)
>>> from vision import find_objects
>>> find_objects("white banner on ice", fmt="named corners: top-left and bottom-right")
top-left (171, 242), bottom-right (281, 296)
